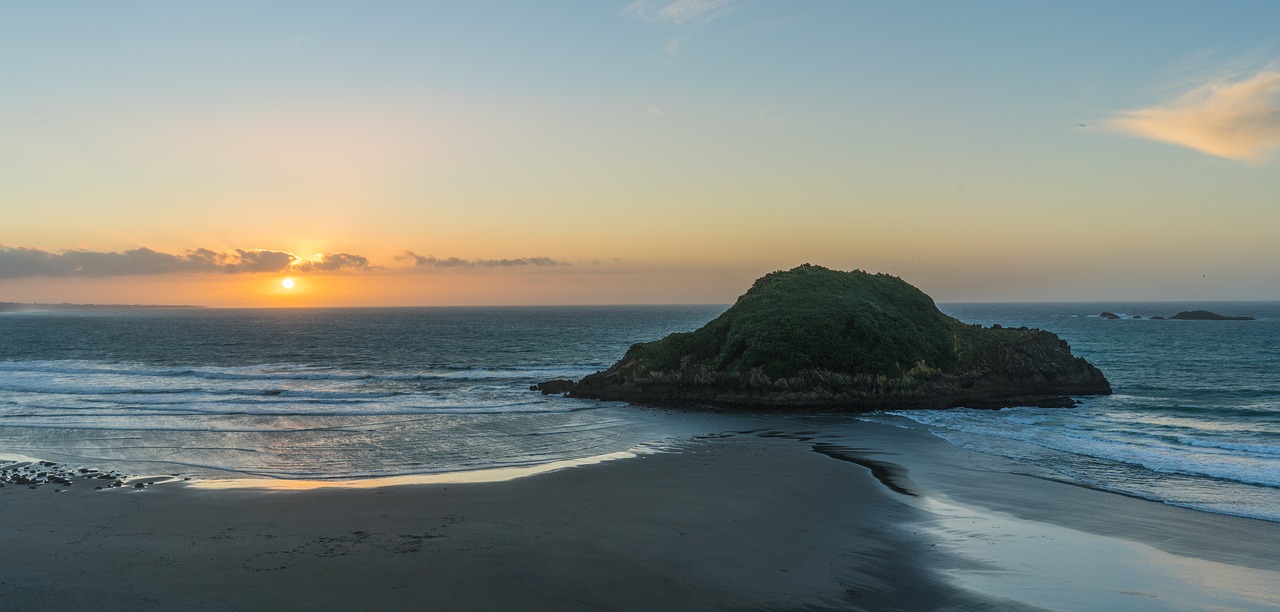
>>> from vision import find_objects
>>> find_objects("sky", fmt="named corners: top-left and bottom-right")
top-left (3, 1), bottom-right (1280, 307)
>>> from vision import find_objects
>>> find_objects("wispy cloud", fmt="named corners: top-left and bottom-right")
top-left (624, 0), bottom-right (736, 25)
top-left (646, 105), bottom-right (665, 117)
top-left (1110, 69), bottom-right (1280, 162)
top-left (0, 246), bottom-right (368, 278)
top-left (397, 252), bottom-right (569, 269)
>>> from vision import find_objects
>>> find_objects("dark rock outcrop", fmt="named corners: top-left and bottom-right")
top-left (1, 459), bottom-right (132, 490)
top-left (1169, 310), bottom-right (1254, 321)
top-left (531, 380), bottom-right (575, 395)
top-left (543, 265), bottom-right (1111, 411)
top-left (1100, 312), bottom-right (1121, 319)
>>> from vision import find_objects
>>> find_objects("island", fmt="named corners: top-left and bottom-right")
top-left (1169, 310), bottom-right (1255, 321)
top-left (538, 264), bottom-right (1111, 410)
top-left (1096, 309), bottom-right (1255, 321)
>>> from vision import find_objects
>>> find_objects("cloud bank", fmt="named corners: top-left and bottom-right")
top-left (624, 0), bottom-right (735, 25)
top-left (0, 246), bottom-right (574, 278)
top-left (1110, 69), bottom-right (1280, 162)
top-left (0, 246), bottom-right (369, 278)
top-left (397, 252), bottom-right (568, 269)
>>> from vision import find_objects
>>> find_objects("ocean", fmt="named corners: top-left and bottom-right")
top-left (905, 302), bottom-right (1280, 523)
top-left (1, 303), bottom-right (1277, 522)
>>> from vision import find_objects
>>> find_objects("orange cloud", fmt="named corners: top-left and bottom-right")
top-left (1110, 70), bottom-right (1280, 162)
top-left (292, 253), bottom-right (373, 272)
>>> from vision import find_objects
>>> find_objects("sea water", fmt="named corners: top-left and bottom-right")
top-left (890, 302), bottom-right (1280, 523)
top-left (1, 303), bottom-right (1277, 522)
top-left (0, 306), bottom-right (727, 480)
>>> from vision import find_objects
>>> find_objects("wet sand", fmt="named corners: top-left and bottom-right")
top-left (811, 418), bottom-right (1280, 610)
top-left (2, 419), bottom-right (1278, 611)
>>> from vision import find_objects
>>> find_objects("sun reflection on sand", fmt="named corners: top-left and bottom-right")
top-left (188, 449), bottom-right (648, 491)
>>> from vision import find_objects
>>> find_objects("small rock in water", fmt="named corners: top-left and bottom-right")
top-left (533, 379), bottom-right (575, 395)
top-left (134, 483), bottom-right (146, 489)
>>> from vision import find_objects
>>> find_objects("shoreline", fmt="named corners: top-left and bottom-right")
top-left (3, 419), bottom-right (1278, 610)
top-left (848, 417), bottom-right (1280, 570)
top-left (188, 447), bottom-right (655, 491)
top-left (816, 417), bottom-right (1280, 609)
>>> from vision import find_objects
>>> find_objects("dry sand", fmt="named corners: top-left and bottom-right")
top-left (2, 419), bottom-right (1277, 611)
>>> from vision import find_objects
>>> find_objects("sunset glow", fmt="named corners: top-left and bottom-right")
top-left (281, 278), bottom-right (295, 290)
top-left (2, 3), bottom-right (1279, 306)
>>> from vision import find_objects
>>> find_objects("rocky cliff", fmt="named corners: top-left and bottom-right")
top-left (542, 265), bottom-right (1111, 410)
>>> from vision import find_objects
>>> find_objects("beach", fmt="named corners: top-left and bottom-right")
top-left (4, 418), bottom-right (1276, 611)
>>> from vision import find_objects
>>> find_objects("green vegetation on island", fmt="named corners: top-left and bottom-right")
top-left (614, 264), bottom-right (957, 380)
top-left (542, 264), bottom-right (1111, 410)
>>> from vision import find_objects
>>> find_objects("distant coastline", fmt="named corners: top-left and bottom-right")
top-left (0, 302), bottom-right (204, 312)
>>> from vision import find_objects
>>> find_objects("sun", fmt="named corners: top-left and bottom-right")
top-left (281, 277), bottom-right (295, 290)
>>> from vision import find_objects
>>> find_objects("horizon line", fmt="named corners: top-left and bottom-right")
top-left (5, 298), bottom-right (1280, 312)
